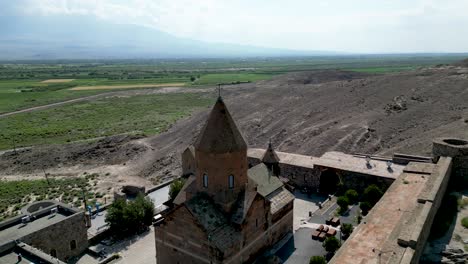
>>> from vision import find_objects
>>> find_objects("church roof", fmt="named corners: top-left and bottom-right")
top-left (185, 194), bottom-right (241, 252)
top-left (194, 97), bottom-right (247, 153)
top-left (262, 141), bottom-right (280, 164)
top-left (248, 163), bottom-right (283, 197)
top-left (266, 187), bottom-right (295, 215)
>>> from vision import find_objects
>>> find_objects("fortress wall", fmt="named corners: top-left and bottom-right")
top-left (401, 157), bottom-right (452, 264)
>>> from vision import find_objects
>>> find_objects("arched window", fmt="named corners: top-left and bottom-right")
top-left (228, 175), bottom-right (234, 189)
top-left (70, 240), bottom-right (77, 250)
top-left (203, 174), bottom-right (208, 188)
top-left (50, 249), bottom-right (57, 258)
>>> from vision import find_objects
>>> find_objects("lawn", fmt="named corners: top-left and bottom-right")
top-left (0, 92), bottom-right (213, 150)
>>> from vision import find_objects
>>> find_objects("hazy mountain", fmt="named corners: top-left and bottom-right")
top-left (0, 15), bottom-right (339, 60)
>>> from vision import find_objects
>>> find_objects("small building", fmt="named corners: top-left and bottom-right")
top-left (0, 200), bottom-right (88, 263)
top-left (154, 97), bottom-right (294, 263)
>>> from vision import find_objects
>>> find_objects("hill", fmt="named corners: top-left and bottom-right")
top-left (1, 66), bottom-right (468, 183)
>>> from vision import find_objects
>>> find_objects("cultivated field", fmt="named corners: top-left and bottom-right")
top-left (70, 82), bottom-right (185, 90)
top-left (41, 79), bottom-right (75, 83)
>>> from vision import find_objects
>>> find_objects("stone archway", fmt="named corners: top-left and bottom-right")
top-left (319, 168), bottom-right (340, 194)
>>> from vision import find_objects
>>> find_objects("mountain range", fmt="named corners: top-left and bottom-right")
top-left (0, 15), bottom-right (339, 60)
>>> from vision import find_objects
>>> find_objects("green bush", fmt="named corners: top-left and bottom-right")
top-left (359, 201), bottom-right (372, 215)
top-left (363, 184), bottom-right (383, 206)
top-left (105, 194), bottom-right (155, 236)
top-left (341, 223), bottom-right (354, 237)
top-left (323, 236), bottom-right (340, 253)
top-left (169, 178), bottom-right (186, 200)
top-left (337, 196), bottom-right (349, 212)
top-left (309, 256), bottom-right (327, 264)
top-left (462, 217), bottom-right (468, 229)
top-left (345, 189), bottom-right (359, 204)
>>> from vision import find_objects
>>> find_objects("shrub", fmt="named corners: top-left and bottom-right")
top-left (462, 217), bottom-right (468, 229)
top-left (309, 256), bottom-right (327, 264)
top-left (323, 236), bottom-right (340, 253)
top-left (337, 196), bottom-right (349, 212)
top-left (359, 201), bottom-right (372, 215)
top-left (341, 223), bottom-right (354, 237)
top-left (345, 189), bottom-right (358, 204)
top-left (169, 178), bottom-right (186, 200)
top-left (105, 194), bottom-right (155, 236)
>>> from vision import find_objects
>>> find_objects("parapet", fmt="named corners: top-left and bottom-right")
top-left (432, 137), bottom-right (468, 158)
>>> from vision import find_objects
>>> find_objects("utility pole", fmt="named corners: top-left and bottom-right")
top-left (42, 166), bottom-right (50, 185)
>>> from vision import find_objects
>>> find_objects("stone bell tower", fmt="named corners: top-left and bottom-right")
top-left (193, 96), bottom-right (248, 212)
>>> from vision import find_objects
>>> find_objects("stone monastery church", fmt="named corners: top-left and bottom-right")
top-left (154, 96), bottom-right (294, 263)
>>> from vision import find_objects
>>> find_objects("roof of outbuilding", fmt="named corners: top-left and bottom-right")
top-left (194, 97), bottom-right (247, 153)
top-left (267, 187), bottom-right (294, 215)
top-left (248, 163), bottom-right (283, 197)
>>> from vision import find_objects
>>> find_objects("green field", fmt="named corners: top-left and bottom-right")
top-left (0, 92), bottom-right (213, 150)
top-left (1, 55), bottom-right (465, 114)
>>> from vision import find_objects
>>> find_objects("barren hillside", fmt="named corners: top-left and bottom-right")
top-left (1, 66), bottom-right (468, 184)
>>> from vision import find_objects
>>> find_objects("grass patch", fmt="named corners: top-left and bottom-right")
top-left (0, 177), bottom-right (90, 221)
top-left (0, 92), bottom-right (213, 150)
top-left (462, 217), bottom-right (468, 229)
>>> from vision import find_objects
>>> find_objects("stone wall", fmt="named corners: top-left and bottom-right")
top-left (21, 211), bottom-right (88, 262)
top-left (248, 156), bottom-right (321, 189)
top-left (155, 206), bottom-right (214, 264)
top-left (398, 157), bottom-right (453, 264)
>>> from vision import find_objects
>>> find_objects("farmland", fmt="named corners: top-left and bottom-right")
top-left (0, 55), bottom-right (464, 114)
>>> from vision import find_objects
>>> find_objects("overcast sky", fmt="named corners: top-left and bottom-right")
top-left (3, 0), bottom-right (468, 53)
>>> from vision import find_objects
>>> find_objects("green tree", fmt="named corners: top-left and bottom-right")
top-left (190, 76), bottom-right (196, 82)
top-left (309, 256), bottom-right (327, 264)
top-left (323, 236), bottom-right (340, 253)
top-left (105, 194), bottom-right (155, 236)
top-left (363, 184), bottom-right (383, 205)
top-left (337, 196), bottom-right (349, 213)
top-left (341, 223), bottom-right (354, 237)
top-left (345, 189), bottom-right (359, 204)
top-left (169, 178), bottom-right (186, 200)
top-left (359, 201), bottom-right (372, 215)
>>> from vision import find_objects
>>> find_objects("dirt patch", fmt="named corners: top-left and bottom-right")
top-left (41, 79), bottom-right (75, 83)
top-left (70, 83), bottom-right (185, 91)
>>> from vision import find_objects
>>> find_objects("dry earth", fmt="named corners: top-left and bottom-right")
top-left (1, 66), bottom-right (468, 189)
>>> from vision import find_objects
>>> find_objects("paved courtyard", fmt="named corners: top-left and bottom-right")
top-left (293, 191), bottom-right (327, 230)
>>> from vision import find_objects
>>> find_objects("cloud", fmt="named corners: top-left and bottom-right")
top-left (13, 0), bottom-right (468, 52)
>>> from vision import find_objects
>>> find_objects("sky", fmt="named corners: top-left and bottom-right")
top-left (2, 0), bottom-right (468, 53)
